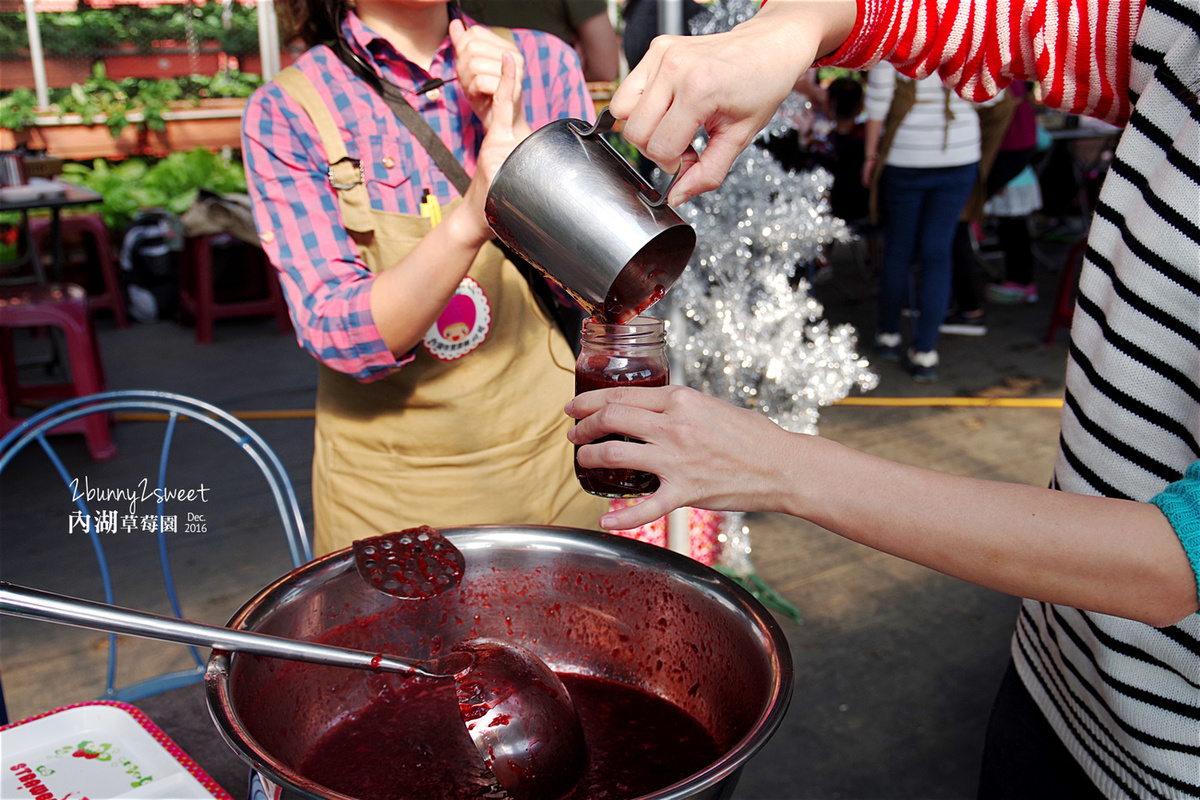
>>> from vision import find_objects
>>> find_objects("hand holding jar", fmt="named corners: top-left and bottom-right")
top-left (573, 316), bottom-right (668, 497)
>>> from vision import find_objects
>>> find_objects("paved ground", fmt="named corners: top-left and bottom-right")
top-left (0, 225), bottom-right (1080, 799)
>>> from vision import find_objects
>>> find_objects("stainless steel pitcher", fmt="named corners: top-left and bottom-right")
top-left (485, 109), bottom-right (696, 322)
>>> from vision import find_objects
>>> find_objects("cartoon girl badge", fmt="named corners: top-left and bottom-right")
top-left (423, 277), bottom-right (492, 361)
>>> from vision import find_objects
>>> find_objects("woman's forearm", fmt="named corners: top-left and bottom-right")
top-left (769, 432), bottom-right (1197, 627)
top-left (567, 386), bottom-right (1198, 627)
top-left (368, 205), bottom-right (488, 355)
top-left (370, 48), bottom-right (524, 357)
top-left (824, 0), bottom-right (1141, 125)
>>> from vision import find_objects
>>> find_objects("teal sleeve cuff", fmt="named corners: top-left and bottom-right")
top-left (1150, 460), bottom-right (1200, 607)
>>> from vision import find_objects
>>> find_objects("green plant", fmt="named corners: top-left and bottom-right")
top-left (0, 13), bottom-right (26, 57)
top-left (0, 5), bottom-right (265, 138)
top-left (0, 10), bottom-right (115, 57)
top-left (59, 158), bottom-right (150, 231)
top-left (55, 63), bottom-right (116, 126)
top-left (0, 220), bottom-right (21, 262)
top-left (0, 87), bottom-right (37, 130)
top-left (112, 5), bottom-right (190, 50)
top-left (60, 148), bottom-right (248, 231)
top-left (52, 63), bottom-right (157, 136)
top-left (180, 69), bottom-right (263, 100)
top-left (1, 4), bottom-right (262, 58)
top-left (126, 75), bottom-right (184, 131)
top-left (817, 67), bottom-right (865, 84)
top-left (2, 64), bottom-right (242, 136)
top-left (216, 3), bottom-right (260, 56)
top-left (37, 11), bottom-right (112, 56)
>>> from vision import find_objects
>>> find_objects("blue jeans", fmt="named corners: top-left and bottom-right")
top-left (877, 163), bottom-right (979, 352)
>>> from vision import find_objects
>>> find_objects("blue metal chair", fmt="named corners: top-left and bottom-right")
top-left (0, 390), bottom-right (313, 725)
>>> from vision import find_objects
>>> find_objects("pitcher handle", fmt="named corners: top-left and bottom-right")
top-left (576, 107), bottom-right (681, 209)
top-left (645, 170), bottom-right (682, 209)
top-left (576, 106), bottom-right (617, 137)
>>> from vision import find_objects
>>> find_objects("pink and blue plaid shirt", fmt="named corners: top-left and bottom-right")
top-left (242, 10), bottom-right (594, 380)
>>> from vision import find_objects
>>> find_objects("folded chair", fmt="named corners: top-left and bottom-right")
top-left (0, 390), bottom-right (312, 727)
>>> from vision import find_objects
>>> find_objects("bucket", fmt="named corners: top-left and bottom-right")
top-left (206, 525), bottom-right (792, 800)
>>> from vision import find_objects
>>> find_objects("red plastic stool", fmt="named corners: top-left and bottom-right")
top-left (0, 283), bottom-right (116, 460)
top-left (29, 214), bottom-right (129, 329)
top-left (1045, 236), bottom-right (1089, 346)
top-left (179, 233), bottom-right (291, 344)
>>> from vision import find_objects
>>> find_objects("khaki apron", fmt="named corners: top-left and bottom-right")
top-left (274, 67), bottom-right (605, 556)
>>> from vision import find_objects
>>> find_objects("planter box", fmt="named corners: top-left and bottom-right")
top-left (0, 43), bottom-right (228, 90)
top-left (155, 102), bottom-right (246, 155)
top-left (0, 55), bottom-right (94, 91)
top-left (0, 117), bottom-right (144, 160)
top-left (0, 100), bottom-right (243, 160)
top-left (100, 41), bottom-right (223, 80)
top-left (237, 50), bottom-right (300, 76)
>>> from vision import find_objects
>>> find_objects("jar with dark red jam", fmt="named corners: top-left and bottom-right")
top-left (574, 316), bottom-right (669, 497)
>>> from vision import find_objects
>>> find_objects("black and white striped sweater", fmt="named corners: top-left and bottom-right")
top-left (831, 0), bottom-right (1200, 794)
top-left (1017, 0), bottom-right (1200, 794)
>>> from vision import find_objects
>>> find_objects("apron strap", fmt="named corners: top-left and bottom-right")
top-left (273, 65), bottom-right (376, 233)
top-left (328, 37), bottom-right (473, 196)
top-left (324, 33), bottom-right (580, 345)
top-left (323, 27), bottom-right (516, 196)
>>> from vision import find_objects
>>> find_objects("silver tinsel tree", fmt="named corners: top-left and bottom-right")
top-left (670, 150), bottom-right (877, 435)
top-left (660, 0), bottom-right (879, 587)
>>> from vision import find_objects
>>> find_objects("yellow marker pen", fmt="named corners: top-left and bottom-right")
top-left (419, 189), bottom-right (442, 228)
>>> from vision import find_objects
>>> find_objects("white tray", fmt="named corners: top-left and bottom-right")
top-left (0, 178), bottom-right (68, 202)
top-left (1, 701), bottom-right (233, 799)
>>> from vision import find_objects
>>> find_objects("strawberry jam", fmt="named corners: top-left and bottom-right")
top-left (296, 673), bottom-right (719, 800)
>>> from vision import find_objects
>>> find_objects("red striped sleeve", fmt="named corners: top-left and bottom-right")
top-left (821, 0), bottom-right (1145, 125)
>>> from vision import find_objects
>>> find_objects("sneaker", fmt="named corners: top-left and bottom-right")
top-left (940, 311), bottom-right (988, 336)
top-left (987, 281), bottom-right (1039, 304)
top-left (874, 332), bottom-right (903, 361)
top-left (906, 349), bottom-right (939, 383)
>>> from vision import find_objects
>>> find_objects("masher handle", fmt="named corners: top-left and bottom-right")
top-left (0, 581), bottom-right (449, 678)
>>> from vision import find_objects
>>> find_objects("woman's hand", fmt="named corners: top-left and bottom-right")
top-left (860, 157), bottom-right (874, 188)
top-left (369, 50), bottom-right (524, 353)
top-left (566, 385), bottom-right (796, 529)
top-left (450, 19), bottom-right (528, 131)
top-left (566, 384), bottom-right (1199, 626)
top-left (455, 48), bottom-right (525, 246)
top-left (609, 0), bottom-right (857, 205)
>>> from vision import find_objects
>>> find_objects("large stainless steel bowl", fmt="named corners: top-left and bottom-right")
top-left (206, 525), bottom-right (793, 800)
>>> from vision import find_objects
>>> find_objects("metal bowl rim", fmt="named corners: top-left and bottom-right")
top-left (205, 524), bottom-right (794, 800)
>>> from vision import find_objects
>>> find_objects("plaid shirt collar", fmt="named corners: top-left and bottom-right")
top-left (340, 9), bottom-right (465, 96)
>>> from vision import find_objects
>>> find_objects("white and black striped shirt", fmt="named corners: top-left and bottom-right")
top-left (830, 0), bottom-right (1200, 794)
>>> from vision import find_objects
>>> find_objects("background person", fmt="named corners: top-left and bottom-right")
top-left (945, 80), bottom-right (1043, 328)
top-left (980, 82), bottom-right (1046, 305)
top-left (575, 0), bottom-right (1200, 797)
top-left (824, 74), bottom-right (870, 226)
top-left (861, 62), bottom-right (995, 381)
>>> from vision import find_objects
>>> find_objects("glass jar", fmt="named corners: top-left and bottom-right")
top-left (574, 316), bottom-right (669, 498)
